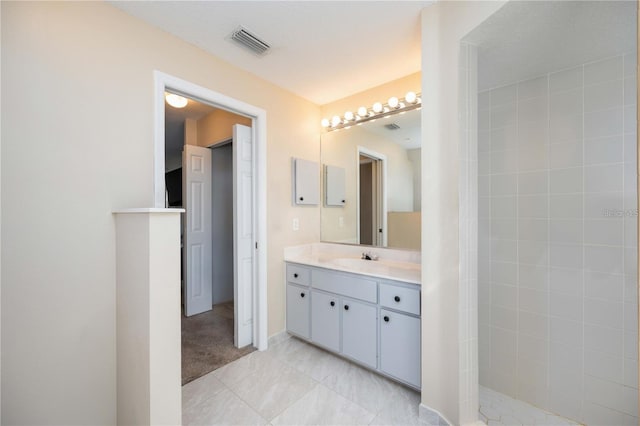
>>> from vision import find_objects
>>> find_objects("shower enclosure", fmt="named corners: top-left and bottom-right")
top-left (463, 2), bottom-right (638, 424)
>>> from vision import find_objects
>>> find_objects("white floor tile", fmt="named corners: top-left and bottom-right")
top-left (182, 371), bottom-right (226, 413)
top-left (183, 387), bottom-right (267, 426)
top-left (271, 383), bottom-right (375, 425)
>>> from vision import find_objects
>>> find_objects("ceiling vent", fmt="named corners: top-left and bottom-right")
top-left (384, 123), bottom-right (401, 130)
top-left (229, 26), bottom-right (271, 56)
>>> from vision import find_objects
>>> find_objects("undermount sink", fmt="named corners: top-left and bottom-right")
top-left (329, 257), bottom-right (420, 272)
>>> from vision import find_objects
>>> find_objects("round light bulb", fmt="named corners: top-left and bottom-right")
top-left (331, 115), bottom-right (341, 127)
top-left (321, 118), bottom-right (330, 128)
top-left (165, 93), bottom-right (188, 108)
top-left (388, 97), bottom-right (399, 108)
top-left (357, 106), bottom-right (368, 118)
top-left (344, 111), bottom-right (354, 121)
top-left (372, 102), bottom-right (383, 113)
top-left (405, 91), bottom-right (417, 104)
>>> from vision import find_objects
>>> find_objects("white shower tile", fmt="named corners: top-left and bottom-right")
top-left (479, 108), bottom-right (491, 131)
top-left (584, 245), bottom-right (624, 274)
top-left (518, 194), bottom-right (548, 218)
top-left (550, 194), bottom-right (583, 219)
top-left (519, 218), bottom-right (549, 242)
top-left (624, 76), bottom-right (637, 105)
top-left (518, 170), bottom-right (549, 195)
top-left (623, 133), bottom-right (637, 161)
top-left (518, 120), bottom-right (548, 147)
top-left (550, 291), bottom-right (583, 322)
top-left (624, 301), bottom-right (637, 331)
top-left (584, 135), bottom-right (624, 165)
top-left (550, 317), bottom-right (582, 347)
top-left (479, 151), bottom-right (492, 175)
top-left (584, 349), bottom-right (624, 384)
top-left (492, 196), bottom-right (517, 218)
top-left (584, 218), bottom-right (624, 246)
top-left (624, 163), bottom-right (638, 193)
top-left (584, 79), bottom-right (623, 113)
top-left (623, 274), bottom-right (638, 303)
top-left (584, 271), bottom-right (624, 302)
top-left (584, 323), bottom-right (623, 357)
top-left (519, 287), bottom-right (548, 315)
top-left (550, 341), bottom-right (584, 375)
top-left (550, 267), bottom-right (583, 296)
top-left (519, 264), bottom-right (549, 291)
top-left (519, 240), bottom-right (549, 266)
top-left (479, 175), bottom-right (491, 196)
top-left (624, 358), bottom-right (638, 389)
top-left (518, 144), bottom-right (548, 171)
top-left (550, 167), bottom-right (583, 194)
top-left (624, 51), bottom-right (638, 77)
top-left (625, 216), bottom-right (637, 247)
top-left (625, 247), bottom-right (638, 276)
top-left (550, 88), bottom-right (583, 117)
top-left (479, 130), bottom-right (492, 152)
top-left (582, 400), bottom-right (638, 426)
top-left (492, 84), bottom-right (517, 107)
top-left (492, 173), bottom-right (517, 195)
top-left (518, 333), bottom-right (549, 364)
top-left (491, 327), bottom-right (518, 371)
top-left (584, 107), bottom-right (624, 140)
top-left (584, 56), bottom-right (623, 85)
top-left (491, 149), bottom-right (518, 174)
top-left (518, 96), bottom-right (548, 123)
top-left (584, 298), bottom-right (623, 329)
top-left (550, 113), bottom-right (583, 142)
top-left (492, 283), bottom-right (517, 308)
top-left (549, 66), bottom-right (583, 94)
top-left (584, 192), bottom-right (623, 218)
top-left (584, 163), bottom-right (623, 193)
top-left (491, 238), bottom-right (517, 262)
top-left (491, 218), bottom-right (517, 240)
top-left (491, 124), bottom-right (518, 151)
top-left (492, 103), bottom-right (517, 128)
top-left (518, 76), bottom-right (548, 101)
top-left (550, 219), bottom-right (583, 244)
top-left (549, 141), bottom-right (583, 169)
top-left (479, 90), bottom-right (491, 110)
top-left (584, 374), bottom-right (637, 417)
top-left (492, 261), bottom-right (517, 285)
top-left (549, 243), bottom-right (583, 269)
top-left (519, 311), bottom-right (548, 340)
top-left (624, 104), bottom-right (637, 134)
top-left (624, 330), bottom-right (638, 360)
top-left (491, 306), bottom-right (518, 331)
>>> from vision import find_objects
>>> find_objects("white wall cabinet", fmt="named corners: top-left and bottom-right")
top-left (285, 262), bottom-right (421, 390)
top-left (324, 164), bottom-right (346, 206)
top-left (293, 158), bottom-right (320, 205)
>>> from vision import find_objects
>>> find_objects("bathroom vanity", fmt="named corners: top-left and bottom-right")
top-left (284, 243), bottom-right (421, 390)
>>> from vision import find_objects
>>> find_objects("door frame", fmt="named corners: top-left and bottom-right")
top-left (153, 71), bottom-right (268, 351)
top-left (356, 146), bottom-right (387, 247)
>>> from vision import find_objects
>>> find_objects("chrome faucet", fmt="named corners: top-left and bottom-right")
top-left (361, 252), bottom-right (379, 261)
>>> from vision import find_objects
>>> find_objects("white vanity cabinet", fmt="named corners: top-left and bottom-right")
top-left (285, 261), bottom-right (421, 390)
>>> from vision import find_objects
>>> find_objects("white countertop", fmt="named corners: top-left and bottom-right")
top-left (284, 243), bottom-right (421, 285)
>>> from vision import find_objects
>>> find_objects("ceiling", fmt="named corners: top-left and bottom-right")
top-left (465, 1), bottom-right (637, 91)
top-left (110, 1), bottom-right (434, 105)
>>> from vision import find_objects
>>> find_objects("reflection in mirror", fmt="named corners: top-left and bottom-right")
top-left (321, 108), bottom-right (421, 250)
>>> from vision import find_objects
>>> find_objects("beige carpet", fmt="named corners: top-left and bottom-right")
top-left (181, 301), bottom-right (256, 385)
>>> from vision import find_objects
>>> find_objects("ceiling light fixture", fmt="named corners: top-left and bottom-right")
top-left (321, 91), bottom-right (421, 131)
top-left (165, 93), bottom-right (188, 108)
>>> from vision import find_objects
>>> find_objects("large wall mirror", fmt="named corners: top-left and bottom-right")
top-left (320, 107), bottom-right (421, 250)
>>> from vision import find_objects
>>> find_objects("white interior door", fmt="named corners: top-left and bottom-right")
top-left (233, 124), bottom-right (254, 348)
top-left (183, 144), bottom-right (213, 317)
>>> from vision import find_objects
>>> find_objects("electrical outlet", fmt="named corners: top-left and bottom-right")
top-left (292, 218), bottom-right (299, 231)
top-left (339, 216), bottom-right (344, 227)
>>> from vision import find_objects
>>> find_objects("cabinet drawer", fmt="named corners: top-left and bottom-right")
top-left (380, 283), bottom-right (420, 316)
top-left (312, 269), bottom-right (377, 303)
top-left (287, 264), bottom-right (310, 286)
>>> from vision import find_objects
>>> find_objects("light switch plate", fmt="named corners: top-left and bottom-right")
top-left (293, 218), bottom-right (299, 231)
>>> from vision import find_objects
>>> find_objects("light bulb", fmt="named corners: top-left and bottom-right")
top-left (388, 97), bottom-right (399, 108)
top-left (372, 102), bottom-right (383, 113)
top-left (344, 111), bottom-right (354, 121)
top-left (405, 91), bottom-right (417, 104)
top-left (357, 106), bottom-right (368, 117)
top-left (331, 115), bottom-right (341, 127)
top-left (321, 118), bottom-right (330, 128)
top-left (165, 93), bottom-right (188, 108)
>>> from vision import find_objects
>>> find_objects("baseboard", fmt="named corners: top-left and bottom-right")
top-left (419, 403), bottom-right (452, 426)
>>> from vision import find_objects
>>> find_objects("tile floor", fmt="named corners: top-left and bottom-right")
top-left (479, 386), bottom-right (582, 426)
top-left (182, 334), bottom-right (424, 425)
top-left (182, 334), bottom-right (583, 426)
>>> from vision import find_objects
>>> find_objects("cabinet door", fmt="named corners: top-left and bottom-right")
top-left (341, 299), bottom-right (377, 369)
top-left (325, 165), bottom-right (346, 206)
top-left (286, 284), bottom-right (310, 339)
top-left (294, 158), bottom-right (319, 205)
top-left (380, 309), bottom-right (421, 388)
top-left (311, 291), bottom-right (340, 352)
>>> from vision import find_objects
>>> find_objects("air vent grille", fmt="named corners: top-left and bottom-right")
top-left (384, 123), bottom-right (401, 130)
top-left (230, 26), bottom-right (271, 56)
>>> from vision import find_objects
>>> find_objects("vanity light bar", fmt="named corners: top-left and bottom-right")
top-left (321, 91), bottom-right (422, 131)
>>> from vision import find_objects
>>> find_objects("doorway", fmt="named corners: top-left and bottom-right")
top-left (154, 71), bottom-right (268, 388)
top-left (357, 147), bottom-right (387, 246)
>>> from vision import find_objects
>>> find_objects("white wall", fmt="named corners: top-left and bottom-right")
top-left (1, 2), bottom-right (320, 423)
top-left (420, 2), bottom-right (506, 424)
top-left (478, 53), bottom-right (638, 425)
top-left (407, 148), bottom-right (422, 211)
top-left (211, 144), bottom-right (233, 304)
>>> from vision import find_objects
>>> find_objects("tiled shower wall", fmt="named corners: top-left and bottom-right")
top-left (478, 53), bottom-right (638, 425)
